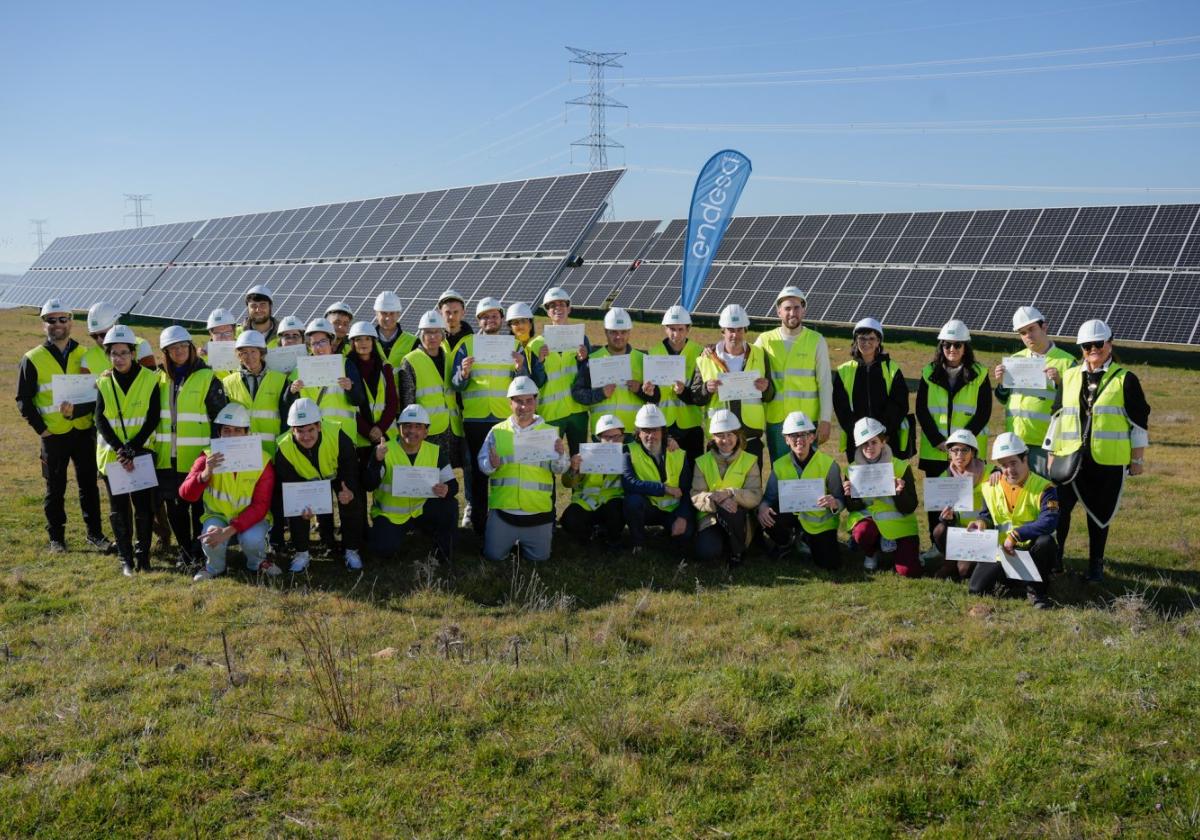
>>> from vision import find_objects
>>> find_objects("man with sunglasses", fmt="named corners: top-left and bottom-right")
top-left (236, 285), bottom-right (280, 347)
top-left (15, 300), bottom-right (113, 554)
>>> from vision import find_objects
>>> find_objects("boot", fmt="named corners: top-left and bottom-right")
top-left (110, 512), bottom-right (134, 573)
top-left (1086, 558), bottom-right (1104, 582)
top-left (134, 509), bottom-right (154, 572)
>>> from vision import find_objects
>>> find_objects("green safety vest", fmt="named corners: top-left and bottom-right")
top-left (371, 440), bottom-right (440, 525)
top-left (82, 337), bottom-right (152, 375)
top-left (835, 359), bottom-right (909, 453)
top-left (980, 471), bottom-right (1052, 550)
top-left (587, 347), bottom-right (645, 432)
top-left (628, 444), bottom-right (686, 512)
top-left (94, 366), bottom-right (158, 470)
top-left (755, 326), bottom-right (822, 425)
top-left (361, 367), bottom-right (395, 446)
top-left (771, 450), bottom-right (839, 535)
top-left (488, 418), bottom-right (556, 514)
top-left (460, 333), bottom-right (516, 421)
top-left (235, 324), bottom-right (279, 349)
top-left (569, 471), bottom-right (623, 512)
top-left (1054, 365), bottom-right (1132, 466)
top-left (288, 360), bottom-right (358, 444)
top-left (919, 363), bottom-right (989, 463)
top-left (403, 348), bottom-right (455, 436)
top-left (222, 369), bottom-right (287, 457)
top-left (846, 458), bottom-right (918, 539)
top-left (694, 449), bottom-right (757, 520)
top-left (202, 444), bottom-right (268, 525)
top-left (275, 421), bottom-right (343, 480)
top-left (24, 343), bottom-right (94, 434)
top-left (695, 344), bottom-right (769, 432)
top-left (155, 367), bottom-right (215, 471)
top-left (378, 329), bottom-right (417, 371)
top-left (528, 334), bottom-right (585, 422)
top-left (650, 340), bottom-right (704, 431)
top-left (1003, 346), bottom-right (1075, 444)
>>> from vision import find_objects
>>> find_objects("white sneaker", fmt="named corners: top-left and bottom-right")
top-left (254, 560), bottom-right (283, 577)
top-left (863, 553), bottom-right (880, 571)
top-left (345, 549), bottom-right (362, 570)
top-left (192, 568), bottom-right (216, 582)
top-left (461, 504), bottom-right (473, 528)
top-left (289, 551), bottom-right (311, 573)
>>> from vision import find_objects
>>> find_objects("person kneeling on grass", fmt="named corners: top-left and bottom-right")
top-left (182, 403), bottom-right (280, 581)
top-left (843, 417), bottom-right (921, 575)
top-left (929, 429), bottom-right (989, 580)
top-left (560, 413), bottom-right (626, 550)
top-left (622, 404), bottom-right (695, 556)
top-left (363, 403), bottom-right (457, 563)
top-left (963, 432), bottom-right (1058, 609)
top-left (757, 411), bottom-right (844, 569)
top-left (691, 409), bottom-right (763, 566)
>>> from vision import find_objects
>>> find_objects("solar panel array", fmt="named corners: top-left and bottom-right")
top-left (590, 204), bottom-right (1200, 346)
top-left (554, 220), bottom-right (661, 308)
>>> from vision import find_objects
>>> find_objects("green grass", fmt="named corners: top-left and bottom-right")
top-left (2, 309), bottom-right (1199, 837)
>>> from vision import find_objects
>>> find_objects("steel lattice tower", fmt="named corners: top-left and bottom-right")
top-left (30, 219), bottom-right (48, 256)
top-left (124, 194), bottom-right (153, 228)
top-left (566, 47), bottom-right (627, 169)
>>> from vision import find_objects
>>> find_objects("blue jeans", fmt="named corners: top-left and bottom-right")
top-left (200, 516), bottom-right (269, 575)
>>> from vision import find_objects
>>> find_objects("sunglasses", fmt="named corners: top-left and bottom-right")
top-left (43, 316), bottom-right (71, 325)
top-left (941, 341), bottom-right (965, 350)
top-left (1080, 341), bottom-right (1105, 352)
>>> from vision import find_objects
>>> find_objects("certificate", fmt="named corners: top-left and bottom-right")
top-left (513, 428), bottom-right (560, 465)
top-left (643, 354), bottom-right (685, 387)
top-left (945, 527), bottom-right (1000, 563)
top-left (588, 354), bottom-right (632, 388)
top-left (923, 476), bottom-right (975, 512)
top-left (205, 340), bottom-right (239, 372)
top-left (543, 324), bottom-right (586, 353)
top-left (717, 370), bottom-right (762, 402)
top-left (848, 463), bottom-right (896, 499)
top-left (209, 435), bottom-right (263, 474)
top-left (579, 442), bottom-right (624, 474)
top-left (391, 466), bottom-right (440, 498)
top-left (999, 549), bottom-right (1042, 582)
top-left (473, 334), bottom-right (515, 365)
top-left (778, 478), bottom-right (826, 513)
top-left (51, 374), bottom-right (97, 406)
top-left (266, 344), bottom-right (307, 374)
top-left (282, 480), bottom-right (333, 517)
top-left (1002, 356), bottom-right (1047, 390)
top-left (295, 354), bottom-right (345, 388)
top-left (105, 455), bottom-right (158, 495)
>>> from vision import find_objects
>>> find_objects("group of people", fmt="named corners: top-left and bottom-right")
top-left (17, 281), bottom-right (1150, 607)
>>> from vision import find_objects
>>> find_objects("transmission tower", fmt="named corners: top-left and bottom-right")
top-left (124, 193), bottom-right (153, 228)
top-left (30, 219), bottom-right (48, 256)
top-left (565, 47), bottom-right (627, 170)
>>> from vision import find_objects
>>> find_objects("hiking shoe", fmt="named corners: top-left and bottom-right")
top-left (255, 560), bottom-right (283, 577)
top-left (192, 567), bottom-right (216, 582)
top-left (48, 539), bottom-right (68, 553)
top-left (345, 549), bottom-right (363, 570)
top-left (289, 551), bottom-right (311, 573)
top-left (86, 533), bottom-right (117, 554)
top-left (863, 553), bottom-right (880, 571)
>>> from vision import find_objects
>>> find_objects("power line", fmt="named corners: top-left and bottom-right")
top-left (442, 81), bottom-right (570, 145)
top-left (565, 47), bottom-right (627, 169)
top-left (124, 193), bottom-right (153, 228)
top-left (30, 219), bottom-right (48, 256)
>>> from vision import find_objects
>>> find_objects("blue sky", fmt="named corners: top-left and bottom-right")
top-left (2, 0), bottom-right (1198, 273)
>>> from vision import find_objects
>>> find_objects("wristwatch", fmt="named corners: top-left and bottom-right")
top-left (1130, 457), bottom-right (1144, 466)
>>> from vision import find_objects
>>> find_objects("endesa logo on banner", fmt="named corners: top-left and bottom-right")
top-left (681, 150), bottom-right (752, 311)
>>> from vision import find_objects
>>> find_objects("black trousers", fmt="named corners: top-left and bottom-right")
top-left (623, 494), bottom-right (694, 551)
top-left (667, 425), bottom-right (705, 460)
top-left (287, 492), bottom-right (366, 553)
top-left (1056, 457), bottom-right (1124, 564)
top-left (560, 498), bottom-right (625, 547)
top-left (968, 534), bottom-right (1056, 600)
top-left (157, 467), bottom-right (203, 559)
top-left (103, 480), bottom-right (154, 567)
top-left (763, 513), bottom-right (842, 569)
top-left (369, 496), bottom-right (457, 560)
top-left (40, 428), bottom-right (104, 541)
top-left (694, 509), bottom-right (750, 564)
top-left (464, 421), bottom-right (492, 536)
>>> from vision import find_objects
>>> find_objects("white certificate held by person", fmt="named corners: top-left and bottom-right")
top-left (513, 428), bottom-right (561, 465)
top-left (209, 435), bottom-right (263, 474)
top-left (473, 333), bottom-right (516, 365)
top-left (778, 478), bottom-right (826, 513)
top-left (51, 373), bottom-right (97, 406)
top-left (266, 344), bottom-right (307, 374)
top-left (945, 526), bottom-right (1000, 564)
top-left (643, 355), bottom-right (685, 387)
top-left (848, 463), bottom-right (896, 499)
top-left (295, 354), bottom-right (345, 388)
top-left (717, 370), bottom-right (762, 402)
top-left (998, 549), bottom-right (1042, 582)
top-left (1002, 356), bottom-right (1048, 390)
top-left (391, 466), bottom-right (440, 499)
top-left (923, 476), bottom-right (975, 512)
top-left (579, 442), bottom-right (624, 474)
top-left (588, 353), bottom-right (633, 388)
top-left (542, 324), bottom-right (586, 353)
top-left (205, 340), bottom-right (239, 372)
top-left (282, 480), bottom-right (333, 517)
top-left (105, 454), bottom-right (158, 495)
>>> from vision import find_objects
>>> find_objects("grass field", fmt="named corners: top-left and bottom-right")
top-left (2, 307), bottom-right (1198, 837)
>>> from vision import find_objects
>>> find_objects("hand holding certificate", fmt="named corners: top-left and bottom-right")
top-left (643, 355), bottom-right (685, 387)
top-left (923, 476), bottom-right (975, 512)
top-left (543, 324), bottom-right (585, 353)
top-left (848, 463), bottom-right (896, 498)
top-left (282, 480), bottom-right (332, 517)
top-left (52, 374), bottom-right (97, 406)
top-left (513, 428), bottom-right (561, 465)
top-left (1002, 356), bottom-right (1048, 390)
top-left (266, 344), bottom-right (307, 374)
top-left (717, 370), bottom-right (761, 402)
top-left (589, 354), bottom-right (632, 388)
top-left (391, 466), bottom-right (440, 498)
top-left (209, 436), bottom-right (263, 474)
top-left (473, 334), bottom-right (516, 365)
top-left (205, 340), bottom-right (239, 372)
top-left (579, 442), bottom-right (624, 474)
top-left (945, 527), bottom-right (1000, 563)
top-left (296, 355), bottom-right (345, 388)
top-left (105, 455), bottom-right (158, 495)
top-left (778, 478), bottom-right (826, 513)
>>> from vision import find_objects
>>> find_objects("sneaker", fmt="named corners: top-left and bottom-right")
top-left (48, 539), bottom-right (67, 553)
top-left (920, 546), bottom-right (943, 563)
top-left (122, 562), bottom-right (135, 578)
top-left (345, 549), bottom-right (363, 571)
top-left (461, 505), bottom-right (473, 529)
top-left (192, 568), bottom-right (216, 582)
top-left (289, 551), bottom-right (311, 573)
top-left (1028, 591), bottom-right (1051, 610)
top-left (255, 560), bottom-right (283, 577)
top-left (86, 534), bottom-right (117, 554)
top-left (630, 545), bottom-right (644, 556)
top-left (863, 553), bottom-right (880, 571)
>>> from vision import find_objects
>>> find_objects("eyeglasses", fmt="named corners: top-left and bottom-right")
top-left (941, 341), bottom-right (965, 350)
top-left (947, 445), bottom-right (973, 455)
top-left (855, 335), bottom-right (879, 343)
top-left (1080, 341), bottom-right (1105, 352)
top-left (43, 316), bottom-right (71, 324)
top-left (309, 338), bottom-right (331, 349)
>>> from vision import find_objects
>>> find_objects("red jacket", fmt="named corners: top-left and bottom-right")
top-left (179, 453), bottom-right (275, 533)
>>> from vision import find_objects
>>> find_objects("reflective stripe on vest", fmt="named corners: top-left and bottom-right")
top-left (570, 471), bottom-right (622, 512)
top-left (222, 369), bottom-right (286, 457)
top-left (695, 449), bottom-right (757, 520)
top-left (918, 362), bottom-right (989, 463)
top-left (202, 448), bottom-right (267, 524)
top-left (980, 472), bottom-right (1051, 550)
top-left (94, 367), bottom-right (158, 470)
top-left (835, 359), bottom-right (905, 453)
top-left (404, 348), bottom-right (453, 436)
top-left (772, 450), bottom-right (839, 534)
top-left (695, 344), bottom-right (767, 431)
top-left (1054, 365), bottom-right (1131, 466)
top-left (1004, 346), bottom-right (1075, 444)
top-left (461, 334), bottom-right (516, 421)
top-left (488, 418), bottom-right (555, 513)
top-left (755, 326), bottom-right (821, 424)
top-left (25, 343), bottom-right (94, 434)
top-left (371, 440), bottom-right (440, 525)
top-left (530, 335), bottom-right (585, 422)
top-left (649, 340), bottom-right (704, 430)
top-left (587, 348), bottom-right (645, 432)
top-left (156, 367), bottom-right (215, 470)
top-left (275, 421), bottom-right (343, 480)
top-left (845, 458), bottom-right (918, 539)
top-left (629, 444), bottom-right (685, 512)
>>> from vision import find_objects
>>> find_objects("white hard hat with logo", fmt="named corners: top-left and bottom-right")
top-left (854, 317), bottom-right (884, 339)
top-left (853, 416), bottom-right (887, 447)
top-left (216, 403), bottom-right (252, 428)
top-left (719, 304), bottom-right (751, 329)
top-left (782, 411), bottom-right (816, 435)
top-left (506, 302), bottom-right (534, 322)
top-left (542, 287), bottom-right (571, 307)
top-left (938, 320), bottom-right (971, 343)
top-left (1012, 306), bottom-right (1045, 331)
top-left (87, 302), bottom-right (120, 334)
top-left (398, 403), bottom-right (431, 426)
top-left (604, 307), bottom-right (633, 330)
top-left (278, 315), bottom-right (305, 335)
top-left (635, 404), bottom-right (667, 429)
top-left (945, 429), bottom-right (979, 451)
top-left (305, 317), bottom-right (335, 336)
top-left (40, 299), bottom-right (69, 318)
top-left (348, 321), bottom-right (377, 340)
top-left (594, 414), bottom-right (625, 436)
top-left (1076, 319), bottom-right (1112, 344)
top-left (475, 297), bottom-right (504, 317)
top-left (374, 291), bottom-right (403, 312)
top-left (991, 431), bottom-right (1028, 460)
top-left (775, 286), bottom-right (808, 306)
top-left (245, 284), bottom-right (274, 303)
top-left (438, 289), bottom-right (465, 306)
top-left (287, 397), bottom-right (322, 426)
top-left (661, 305), bottom-right (692, 326)
top-left (103, 325), bottom-right (137, 347)
top-left (507, 376), bottom-right (539, 398)
top-left (159, 325), bottom-right (192, 349)
top-left (235, 330), bottom-right (267, 350)
top-left (418, 310), bottom-right (448, 331)
top-left (325, 301), bottom-right (353, 318)
top-left (206, 308), bottom-right (237, 330)
top-left (709, 408), bottom-right (742, 435)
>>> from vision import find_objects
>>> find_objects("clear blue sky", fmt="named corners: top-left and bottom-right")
top-left (2, 0), bottom-right (1198, 273)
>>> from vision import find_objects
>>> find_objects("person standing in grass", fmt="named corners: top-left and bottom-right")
top-left (560, 413), bottom-right (626, 551)
top-left (691, 409), bottom-right (763, 566)
top-left (572, 307), bottom-right (651, 439)
top-left (81, 302), bottom-right (156, 374)
top-left (929, 430), bottom-right (989, 580)
top-left (832, 318), bottom-right (910, 463)
top-left (282, 318), bottom-right (365, 445)
top-left (843, 417), bottom-right (920, 576)
top-left (372, 291), bottom-right (418, 375)
top-left (528, 287), bottom-right (591, 455)
top-left (398, 310), bottom-right (463, 474)
top-left (622, 404), bottom-right (695, 556)
top-left (640, 305), bottom-right (705, 459)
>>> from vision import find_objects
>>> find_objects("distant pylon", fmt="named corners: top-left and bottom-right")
top-left (124, 193), bottom-right (153, 228)
top-left (566, 47), bottom-right (627, 170)
top-left (30, 219), bottom-right (48, 256)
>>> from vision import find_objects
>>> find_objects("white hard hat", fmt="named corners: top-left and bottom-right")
top-left (397, 403), bottom-right (431, 426)
top-left (718, 304), bottom-right (751, 329)
top-left (235, 330), bottom-right (267, 350)
top-left (661, 305), bottom-right (692, 326)
top-left (348, 321), bottom-right (377, 340)
top-left (245, 284), bottom-right (274, 303)
top-left (374, 291), bottom-right (403, 312)
top-left (324, 301), bottom-right (353, 318)
top-left (507, 376), bottom-right (539, 398)
top-left (287, 397), bottom-right (322, 426)
top-left (542, 287), bottom-right (571, 307)
top-left (1012, 306), bottom-right (1045, 331)
top-left (709, 408), bottom-right (742, 435)
top-left (305, 317), bottom-right (335, 337)
top-left (854, 317), bottom-right (884, 339)
top-left (594, 414), bottom-right (625, 436)
top-left (634, 404), bottom-right (668, 429)
top-left (206, 308), bottom-right (237, 330)
top-left (853, 417), bottom-right (887, 447)
top-left (938, 320), bottom-right (971, 343)
top-left (438, 288), bottom-right (465, 306)
top-left (277, 315), bottom-right (305, 335)
top-left (40, 299), bottom-right (69, 318)
top-left (103, 325), bottom-right (137, 347)
top-left (215, 403), bottom-right (252, 428)
top-left (604, 307), bottom-right (633, 330)
top-left (1076, 319), bottom-right (1112, 344)
top-left (945, 429), bottom-right (979, 451)
top-left (782, 411), bottom-right (816, 435)
top-left (505, 302), bottom-right (534, 322)
top-left (418, 310), bottom-right (448, 331)
top-left (991, 431), bottom-right (1028, 460)
top-left (775, 286), bottom-right (808, 306)
top-left (159, 325), bottom-right (193, 349)
top-left (87, 302), bottom-right (120, 333)
top-left (475, 297), bottom-right (504, 317)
